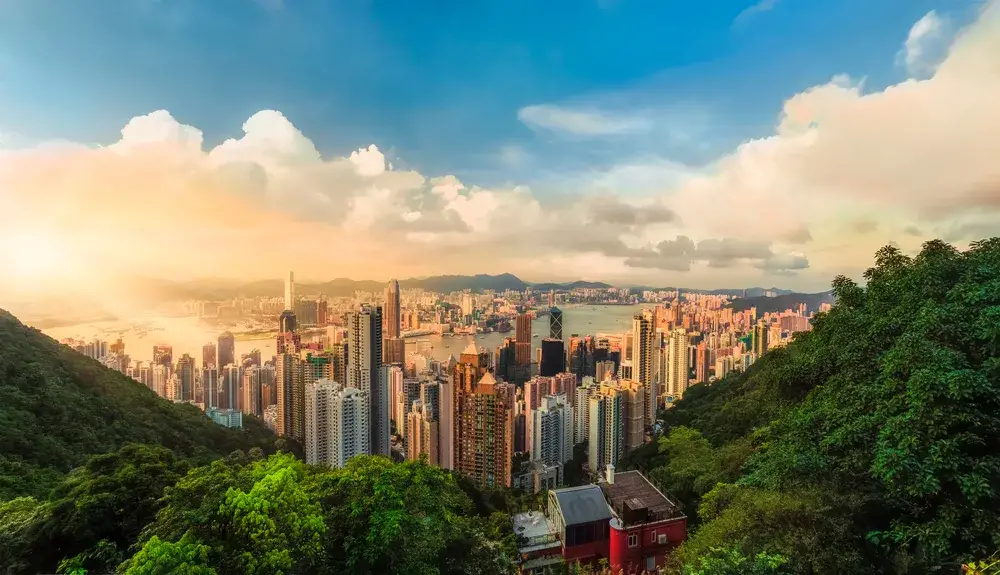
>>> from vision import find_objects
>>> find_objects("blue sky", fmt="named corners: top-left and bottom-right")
top-left (0, 0), bottom-right (979, 188)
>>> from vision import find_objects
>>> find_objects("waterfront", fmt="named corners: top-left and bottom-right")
top-left (42, 304), bottom-right (646, 365)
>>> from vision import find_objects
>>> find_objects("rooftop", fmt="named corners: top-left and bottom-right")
top-left (601, 471), bottom-right (684, 526)
top-left (551, 484), bottom-right (613, 526)
top-left (512, 511), bottom-right (561, 554)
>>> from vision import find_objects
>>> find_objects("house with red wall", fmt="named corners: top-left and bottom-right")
top-left (512, 467), bottom-right (686, 574)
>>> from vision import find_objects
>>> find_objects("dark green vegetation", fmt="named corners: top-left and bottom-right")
top-left (640, 240), bottom-right (1000, 573)
top-left (0, 310), bottom-right (278, 501)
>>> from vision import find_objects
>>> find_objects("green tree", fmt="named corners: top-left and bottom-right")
top-left (681, 546), bottom-right (791, 575)
top-left (121, 533), bottom-right (216, 575)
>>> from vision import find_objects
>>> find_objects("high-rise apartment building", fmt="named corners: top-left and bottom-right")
top-left (383, 279), bottom-right (404, 364)
top-left (406, 401), bottom-right (439, 465)
top-left (304, 379), bottom-right (369, 468)
top-left (242, 366), bottom-right (262, 416)
top-left (752, 320), bottom-right (769, 357)
top-left (217, 332), bottom-right (235, 370)
top-left (347, 304), bottom-right (389, 456)
top-left (588, 382), bottom-right (624, 473)
top-left (454, 371), bottom-right (515, 488)
top-left (632, 312), bottom-right (660, 428)
top-left (221, 364), bottom-right (241, 411)
top-left (531, 394), bottom-right (573, 484)
top-left (694, 342), bottom-right (710, 384)
top-left (620, 379), bottom-right (646, 450)
top-left (666, 329), bottom-right (690, 398)
top-left (574, 377), bottom-right (599, 444)
top-left (153, 345), bottom-right (173, 368)
top-left (276, 353), bottom-right (304, 439)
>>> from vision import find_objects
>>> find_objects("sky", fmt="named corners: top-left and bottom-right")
top-left (1, 0), bottom-right (999, 303)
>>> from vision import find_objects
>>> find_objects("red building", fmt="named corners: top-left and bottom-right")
top-left (513, 468), bottom-right (686, 574)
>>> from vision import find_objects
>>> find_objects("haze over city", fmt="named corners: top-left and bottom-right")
top-left (1, 0), bottom-right (998, 310)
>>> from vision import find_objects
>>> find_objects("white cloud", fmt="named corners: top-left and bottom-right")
top-left (898, 10), bottom-right (950, 78)
top-left (733, 0), bottom-right (779, 26)
top-left (2, 1), bottom-right (999, 294)
top-left (518, 104), bottom-right (652, 136)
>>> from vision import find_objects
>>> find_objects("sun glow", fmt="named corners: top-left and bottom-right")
top-left (0, 229), bottom-right (69, 281)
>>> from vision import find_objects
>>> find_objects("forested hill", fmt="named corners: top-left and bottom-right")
top-left (0, 309), bottom-right (278, 500)
top-left (725, 291), bottom-right (834, 314)
top-left (647, 239), bottom-right (1000, 573)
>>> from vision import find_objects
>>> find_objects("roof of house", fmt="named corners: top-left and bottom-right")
top-left (601, 470), bottom-right (683, 524)
top-left (551, 484), bottom-right (613, 526)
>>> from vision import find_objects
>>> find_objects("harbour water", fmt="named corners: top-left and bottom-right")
top-left (42, 304), bottom-right (646, 365)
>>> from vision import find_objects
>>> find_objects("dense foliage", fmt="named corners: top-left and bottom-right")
top-left (644, 239), bottom-right (1000, 573)
top-left (0, 310), bottom-right (278, 500)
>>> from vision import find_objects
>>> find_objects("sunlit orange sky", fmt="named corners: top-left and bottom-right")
top-left (2, 0), bottom-right (999, 308)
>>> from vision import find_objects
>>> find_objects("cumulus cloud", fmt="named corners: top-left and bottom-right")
top-left (2, 1), bottom-right (1000, 296)
top-left (898, 11), bottom-right (950, 78)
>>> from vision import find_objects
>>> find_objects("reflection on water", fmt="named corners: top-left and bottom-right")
top-left (42, 304), bottom-right (646, 365)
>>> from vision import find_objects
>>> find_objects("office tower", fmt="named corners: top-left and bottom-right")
top-left (548, 290), bottom-right (555, 308)
top-left (347, 304), bottom-right (389, 456)
top-left (620, 379), bottom-right (646, 450)
top-left (279, 310), bottom-right (298, 334)
top-left (695, 342), bottom-right (710, 383)
top-left (241, 349), bottom-right (262, 369)
top-left (176, 354), bottom-right (196, 402)
top-left (383, 279), bottom-right (400, 338)
top-left (539, 338), bottom-right (566, 377)
top-left (574, 377), bottom-right (599, 444)
top-left (596, 360), bottom-right (616, 382)
top-left (217, 332), bottom-right (235, 370)
top-left (567, 336), bottom-right (586, 378)
top-left (242, 366), bottom-right (262, 416)
top-left (454, 372), bottom-right (515, 488)
top-left (285, 271), bottom-right (295, 311)
top-left (497, 337), bottom-right (516, 383)
top-left (632, 312), bottom-right (658, 428)
top-left (383, 279), bottom-right (403, 363)
top-left (667, 328), bottom-right (690, 398)
top-left (202, 342), bottom-right (217, 369)
top-left (549, 307), bottom-right (563, 340)
top-left (515, 313), bottom-right (532, 380)
top-left (305, 379), bottom-right (369, 468)
top-left (276, 353), bottom-right (305, 438)
top-left (406, 401), bottom-right (439, 465)
top-left (588, 382), bottom-right (624, 473)
top-left (752, 320), bottom-right (769, 357)
top-left (531, 394), bottom-right (573, 482)
top-left (152, 345), bottom-right (173, 368)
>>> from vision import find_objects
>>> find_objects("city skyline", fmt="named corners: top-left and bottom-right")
top-left (1, 1), bottom-right (998, 303)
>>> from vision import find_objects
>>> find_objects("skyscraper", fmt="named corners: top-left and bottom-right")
top-left (539, 338), bottom-right (566, 377)
top-left (176, 354), bottom-right (196, 402)
top-left (202, 342), bottom-right (217, 369)
top-left (217, 331), bottom-right (235, 370)
top-left (667, 328), bottom-right (690, 398)
top-left (305, 379), bottom-right (369, 468)
top-left (348, 304), bottom-right (389, 456)
top-left (632, 312), bottom-right (659, 426)
top-left (284, 271), bottom-right (295, 311)
top-left (531, 394), bottom-right (573, 484)
top-left (454, 371), bottom-right (515, 488)
top-left (549, 306), bottom-right (563, 340)
top-left (695, 342), bottom-right (710, 383)
top-left (515, 313), bottom-right (532, 380)
top-left (276, 353), bottom-right (304, 438)
top-left (384, 279), bottom-right (401, 338)
top-left (588, 382), bottom-right (624, 473)
top-left (153, 344), bottom-right (173, 368)
top-left (752, 320), bottom-right (769, 357)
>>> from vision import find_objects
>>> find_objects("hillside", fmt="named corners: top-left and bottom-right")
top-left (725, 291), bottom-right (834, 314)
top-left (648, 239), bottom-right (1000, 573)
top-left (0, 309), bottom-right (278, 500)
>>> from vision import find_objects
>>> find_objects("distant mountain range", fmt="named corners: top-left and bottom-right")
top-left (726, 291), bottom-right (835, 314)
top-left (116, 273), bottom-right (805, 301)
